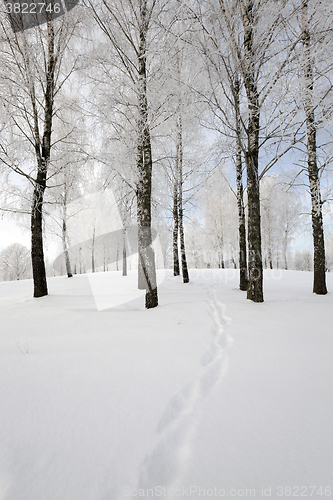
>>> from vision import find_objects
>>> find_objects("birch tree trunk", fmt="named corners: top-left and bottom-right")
top-left (177, 112), bottom-right (189, 284)
top-left (136, 0), bottom-right (158, 308)
top-left (236, 150), bottom-right (248, 290)
top-left (283, 232), bottom-right (288, 270)
top-left (234, 78), bottom-right (248, 291)
top-left (302, 0), bottom-right (327, 295)
top-left (62, 218), bottom-right (73, 278)
top-left (174, 48), bottom-right (189, 285)
top-left (242, 0), bottom-right (263, 302)
top-left (31, 21), bottom-right (56, 297)
top-left (122, 227), bottom-right (127, 276)
top-left (173, 179), bottom-right (180, 276)
top-left (31, 181), bottom-right (48, 297)
top-left (61, 182), bottom-right (73, 278)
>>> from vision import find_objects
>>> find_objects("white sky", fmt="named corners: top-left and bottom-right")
top-left (0, 218), bottom-right (30, 251)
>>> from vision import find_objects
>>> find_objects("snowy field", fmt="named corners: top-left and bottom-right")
top-left (0, 269), bottom-right (332, 500)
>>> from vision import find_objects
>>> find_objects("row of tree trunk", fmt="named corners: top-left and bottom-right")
top-left (206, 0), bottom-right (327, 301)
top-left (18, 0), bottom-right (330, 305)
top-left (173, 112), bottom-right (189, 284)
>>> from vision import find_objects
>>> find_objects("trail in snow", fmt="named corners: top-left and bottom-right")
top-left (132, 282), bottom-right (233, 498)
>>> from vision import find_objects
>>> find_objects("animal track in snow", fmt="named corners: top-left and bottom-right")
top-left (133, 283), bottom-right (233, 498)
top-left (156, 382), bottom-right (200, 433)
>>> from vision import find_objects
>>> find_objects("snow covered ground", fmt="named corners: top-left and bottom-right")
top-left (0, 269), bottom-right (332, 500)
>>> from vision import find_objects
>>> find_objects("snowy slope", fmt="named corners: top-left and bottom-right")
top-left (0, 269), bottom-right (332, 500)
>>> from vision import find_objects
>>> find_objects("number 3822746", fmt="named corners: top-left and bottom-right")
top-left (277, 486), bottom-right (331, 497)
top-left (5, 3), bottom-right (61, 14)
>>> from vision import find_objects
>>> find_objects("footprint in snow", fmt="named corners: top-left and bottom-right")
top-left (134, 284), bottom-right (233, 496)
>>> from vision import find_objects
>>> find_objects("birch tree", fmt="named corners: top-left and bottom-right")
top-left (86, 0), bottom-right (174, 308)
top-left (0, 243), bottom-right (31, 281)
top-left (299, 0), bottom-right (331, 294)
top-left (196, 0), bottom-right (305, 301)
top-left (0, 8), bottom-right (83, 296)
